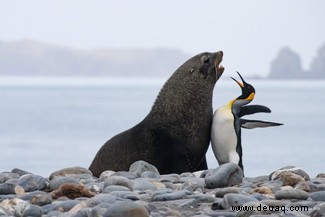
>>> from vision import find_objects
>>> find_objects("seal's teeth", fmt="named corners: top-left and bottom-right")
top-left (217, 65), bottom-right (225, 73)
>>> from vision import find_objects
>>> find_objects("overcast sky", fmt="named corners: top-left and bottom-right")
top-left (1, 0), bottom-right (324, 76)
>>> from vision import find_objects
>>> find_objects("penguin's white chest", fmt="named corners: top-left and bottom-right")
top-left (211, 106), bottom-right (239, 165)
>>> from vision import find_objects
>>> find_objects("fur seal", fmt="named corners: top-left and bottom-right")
top-left (89, 51), bottom-right (225, 177)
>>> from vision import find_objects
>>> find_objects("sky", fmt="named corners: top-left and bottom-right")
top-left (1, 0), bottom-right (325, 76)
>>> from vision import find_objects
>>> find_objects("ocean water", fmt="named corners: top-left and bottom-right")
top-left (0, 76), bottom-right (324, 178)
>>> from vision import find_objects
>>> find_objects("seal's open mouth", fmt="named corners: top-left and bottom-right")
top-left (215, 51), bottom-right (225, 78)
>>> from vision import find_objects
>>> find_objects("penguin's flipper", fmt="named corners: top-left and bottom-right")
top-left (238, 105), bottom-right (271, 117)
top-left (240, 119), bottom-right (283, 129)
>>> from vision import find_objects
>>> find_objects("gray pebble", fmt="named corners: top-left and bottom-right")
top-left (0, 172), bottom-right (20, 184)
top-left (310, 202), bottom-right (325, 217)
top-left (206, 210), bottom-right (236, 217)
top-left (19, 190), bottom-right (48, 200)
top-left (275, 189), bottom-right (309, 200)
top-left (86, 194), bottom-right (120, 207)
top-left (141, 171), bottom-right (160, 179)
top-left (109, 191), bottom-right (140, 200)
top-left (0, 206), bottom-right (12, 216)
top-left (49, 176), bottom-right (80, 190)
top-left (214, 187), bottom-right (240, 198)
top-left (98, 170), bottom-right (115, 182)
top-left (18, 174), bottom-right (48, 192)
top-left (0, 183), bottom-right (16, 195)
top-left (104, 201), bottom-right (150, 217)
top-left (49, 166), bottom-right (93, 180)
top-left (178, 198), bottom-right (198, 208)
top-left (132, 179), bottom-right (158, 191)
top-left (261, 199), bottom-right (290, 207)
top-left (14, 201), bottom-right (42, 217)
top-left (129, 160), bottom-right (160, 178)
top-left (112, 171), bottom-right (138, 180)
top-left (243, 176), bottom-right (269, 185)
top-left (180, 177), bottom-right (205, 190)
top-left (153, 190), bottom-right (190, 201)
top-left (52, 200), bottom-right (80, 212)
top-left (153, 188), bottom-right (173, 196)
top-left (104, 176), bottom-right (133, 190)
top-left (103, 185), bottom-right (130, 194)
top-left (187, 194), bottom-right (215, 203)
top-left (205, 163), bottom-right (244, 189)
top-left (11, 168), bottom-right (33, 176)
top-left (310, 191), bottom-right (325, 201)
top-left (222, 193), bottom-right (258, 209)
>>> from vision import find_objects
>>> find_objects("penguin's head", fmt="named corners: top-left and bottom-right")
top-left (231, 71), bottom-right (255, 106)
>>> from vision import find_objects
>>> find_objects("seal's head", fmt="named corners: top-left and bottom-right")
top-left (182, 50), bottom-right (224, 84)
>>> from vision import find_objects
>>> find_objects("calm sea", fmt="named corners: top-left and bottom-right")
top-left (0, 77), bottom-right (324, 178)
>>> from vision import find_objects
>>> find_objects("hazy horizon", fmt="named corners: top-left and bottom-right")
top-left (1, 1), bottom-right (324, 77)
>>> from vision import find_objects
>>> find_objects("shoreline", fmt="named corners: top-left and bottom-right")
top-left (0, 161), bottom-right (324, 216)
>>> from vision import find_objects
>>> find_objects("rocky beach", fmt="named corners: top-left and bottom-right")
top-left (0, 161), bottom-right (324, 217)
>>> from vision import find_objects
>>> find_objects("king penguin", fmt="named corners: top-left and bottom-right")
top-left (211, 72), bottom-right (283, 172)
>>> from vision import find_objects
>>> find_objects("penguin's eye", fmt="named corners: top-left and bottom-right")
top-left (190, 67), bottom-right (196, 73)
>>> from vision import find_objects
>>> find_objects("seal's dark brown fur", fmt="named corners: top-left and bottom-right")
top-left (50, 183), bottom-right (95, 199)
top-left (89, 51), bottom-right (224, 177)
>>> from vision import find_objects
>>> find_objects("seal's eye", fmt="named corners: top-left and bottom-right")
top-left (201, 55), bottom-right (210, 64)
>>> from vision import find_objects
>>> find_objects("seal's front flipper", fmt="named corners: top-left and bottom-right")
top-left (240, 119), bottom-right (283, 129)
top-left (238, 105), bottom-right (271, 117)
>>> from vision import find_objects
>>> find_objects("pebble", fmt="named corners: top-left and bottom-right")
top-left (98, 170), bottom-right (115, 181)
top-left (103, 185), bottom-right (131, 193)
top-left (104, 176), bottom-right (133, 190)
top-left (213, 187), bottom-right (240, 198)
top-left (310, 191), bottom-right (325, 201)
top-left (129, 160), bottom-right (160, 178)
top-left (18, 174), bottom-right (48, 192)
top-left (49, 176), bottom-right (80, 190)
top-left (113, 171), bottom-right (138, 180)
top-left (0, 162), bottom-right (323, 217)
top-left (275, 189), bottom-right (309, 200)
top-left (133, 179), bottom-right (158, 191)
top-left (0, 172), bottom-right (20, 183)
top-left (104, 201), bottom-right (150, 217)
top-left (49, 166), bottom-right (93, 180)
top-left (222, 193), bottom-right (258, 209)
top-left (205, 163), bottom-right (244, 188)
top-left (153, 190), bottom-right (190, 201)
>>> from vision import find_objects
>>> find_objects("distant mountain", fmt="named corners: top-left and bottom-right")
top-left (268, 43), bottom-right (325, 79)
top-left (0, 40), bottom-right (190, 77)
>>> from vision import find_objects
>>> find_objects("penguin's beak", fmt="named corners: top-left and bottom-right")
top-left (231, 71), bottom-right (249, 88)
top-left (231, 77), bottom-right (244, 88)
top-left (231, 71), bottom-right (255, 101)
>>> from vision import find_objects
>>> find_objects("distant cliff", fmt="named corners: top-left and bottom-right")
top-left (268, 43), bottom-right (325, 79)
top-left (0, 40), bottom-right (190, 77)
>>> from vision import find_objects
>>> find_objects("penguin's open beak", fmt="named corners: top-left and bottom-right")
top-left (231, 71), bottom-right (246, 88)
top-left (231, 71), bottom-right (255, 101)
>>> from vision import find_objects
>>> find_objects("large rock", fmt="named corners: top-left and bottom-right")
top-left (205, 163), bottom-right (244, 189)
